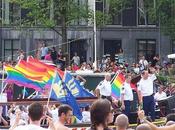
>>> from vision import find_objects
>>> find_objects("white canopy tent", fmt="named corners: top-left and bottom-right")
top-left (167, 54), bottom-right (175, 59)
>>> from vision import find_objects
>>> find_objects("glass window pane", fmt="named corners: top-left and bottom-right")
top-left (147, 44), bottom-right (155, 50)
top-left (138, 43), bottom-right (146, 50)
top-left (9, 3), bottom-right (21, 25)
top-left (139, 40), bottom-right (146, 44)
top-left (138, 50), bottom-right (146, 57)
top-left (13, 50), bottom-right (19, 60)
top-left (147, 40), bottom-right (156, 44)
top-left (13, 40), bottom-right (20, 49)
top-left (4, 50), bottom-right (12, 61)
top-left (173, 41), bottom-right (175, 53)
top-left (137, 39), bottom-right (156, 61)
top-left (4, 40), bottom-right (12, 49)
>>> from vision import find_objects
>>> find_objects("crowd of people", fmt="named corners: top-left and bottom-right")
top-left (1, 44), bottom-right (175, 129)
top-left (0, 99), bottom-right (175, 130)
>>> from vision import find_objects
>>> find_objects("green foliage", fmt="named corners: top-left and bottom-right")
top-left (10, 0), bottom-right (91, 34)
top-left (95, 11), bottom-right (111, 27)
top-left (10, 0), bottom-right (132, 28)
top-left (95, 0), bottom-right (132, 27)
top-left (108, 0), bottom-right (131, 16)
top-left (146, 0), bottom-right (175, 38)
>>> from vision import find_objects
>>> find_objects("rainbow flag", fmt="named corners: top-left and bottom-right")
top-left (111, 73), bottom-right (125, 99)
top-left (27, 57), bottom-right (64, 87)
top-left (4, 56), bottom-right (65, 91)
top-left (15, 60), bottom-right (51, 82)
top-left (27, 56), bottom-right (64, 79)
top-left (4, 65), bottom-right (46, 91)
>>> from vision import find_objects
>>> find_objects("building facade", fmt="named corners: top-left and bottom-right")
top-left (0, 0), bottom-right (173, 64)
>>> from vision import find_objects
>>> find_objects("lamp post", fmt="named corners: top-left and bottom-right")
top-left (93, 0), bottom-right (97, 70)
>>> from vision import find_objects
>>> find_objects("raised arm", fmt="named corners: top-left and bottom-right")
top-left (138, 110), bottom-right (175, 130)
top-left (9, 110), bottom-right (21, 130)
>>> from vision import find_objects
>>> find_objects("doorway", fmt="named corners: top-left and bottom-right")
top-left (104, 40), bottom-right (122, 61)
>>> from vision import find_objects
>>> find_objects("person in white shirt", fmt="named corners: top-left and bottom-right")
top-left (16, 50), bottom-right (25, 61)
top-left (139, 56), bottom-right (148, 71)
top-left (82, 105), bottom-right (90, 123)
top-left (154, 86), bottom-right (167, 101)
top-left (121, 74), bottom-right (133, 117)
top-left (133, 64), bottom-right (140, 74)
top-left (138, 68), bottom-right (157, 121)
top-left (71, 52), bottom-right (80, 66)
top-left (49, 104), bottom-right (59, 123)
top-left (95, 73), bottom-right (112, 102)
top-left (9, 102), bottom-right (55, 130)
top-left (41, 43), bottom-right (48, 60)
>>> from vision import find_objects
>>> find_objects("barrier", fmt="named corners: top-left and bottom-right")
top-left (0, 93), bottom-right (7, 103)
top-left (0, 120), bottom-right (166, 130)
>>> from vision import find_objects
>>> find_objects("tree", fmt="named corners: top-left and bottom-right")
top-left (143, 0), bottom-right (175, 38)
top-left (10, 0), bottom-right (91, 53)
top-left (95, 0), bottom-right (132, 27)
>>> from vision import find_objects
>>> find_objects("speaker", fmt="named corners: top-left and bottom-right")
top-left (158, 95), bottom-right (175, 116)
top-left (130, 91), bottom-right (138, 112)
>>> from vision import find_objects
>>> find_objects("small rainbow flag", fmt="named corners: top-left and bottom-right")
top-left (111, 73), bottom-right (125, 99)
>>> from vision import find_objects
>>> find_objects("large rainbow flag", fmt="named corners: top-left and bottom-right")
top-left (15, 60), bottom-right (51, 82)
top-left (4, 56), bottom-right (65, 91)
top-left (111, 73), bottom-right (125, 99)
top-left (4, 65), bottom-right (47, 91)
top-left (4, 56), bottom-right (93, 98)
top-left (27, 56), bottom-right (64, 79)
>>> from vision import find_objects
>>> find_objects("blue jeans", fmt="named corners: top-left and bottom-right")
top-left (123, 100), bottom-right (131, 117)
top-left (143, 95), bottom-right (155, 121)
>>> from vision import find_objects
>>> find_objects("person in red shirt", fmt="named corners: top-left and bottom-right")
top-left (44, 50), bottom-right (52, 61)
top-left (72, 63), bottom-right (79, 72)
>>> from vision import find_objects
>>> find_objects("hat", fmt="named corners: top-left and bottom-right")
top-left (103, 55), bottom-right (106, 58)
top-left (106, 54), bottom-right (110, 57)
top-left (119, 65), bottom-right (124, 68)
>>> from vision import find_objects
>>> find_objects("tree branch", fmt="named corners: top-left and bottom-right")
top-left (50, 27), bottom-right (63, 37)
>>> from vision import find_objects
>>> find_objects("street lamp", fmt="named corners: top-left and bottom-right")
top-left (93, 0), bottom-right (97, 70)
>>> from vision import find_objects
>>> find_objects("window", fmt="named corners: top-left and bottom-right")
top-left (171, 40), bottom-right (175, 63)
top-left (69, 0), bottom-right (88, 26)
top-left (97, 0), bottom-right (122, 25)
top-left (96, 0), bottom-right (103, 12)
top-left (138, 0), bottom-right (156, 25)
top-left (172, 40), bottom-right (175, 53)
top-left (107, 0), bottom-right (122, 25)
top-left (137, 40), bottom-right (156, 61)
top-left (69, 39), bottom-right (87, 63)
top-left (9, 3), bottom-right (21, 25)
top-left (104, 40), bottom-right (122, 61)
top-left (4, 40), bottom-right (20, 61)
top-left (0, 0), bottom-right (2, 25)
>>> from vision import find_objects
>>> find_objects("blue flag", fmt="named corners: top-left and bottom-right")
top-left (63, 71), bottom-right (94, 97)
top-left (74, 79), bottom-right (94, 97)
top-left (50, 72), bottom-right (82, 120)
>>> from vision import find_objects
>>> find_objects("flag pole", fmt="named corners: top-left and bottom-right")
top-left (46, 71), bottom-right (57, 107)
top-left (1, 67), bottom-right (5, 94)
top-left (27, 91), bottom-right (36, 99)
top-left (110, 71), bottom-right (120, 84)
top-left (93, 0), bottom-right (97, 70)
top-left (22, 86), bottom-right (26, 99)
top-left (1, 83), bottom-right (7, 95)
